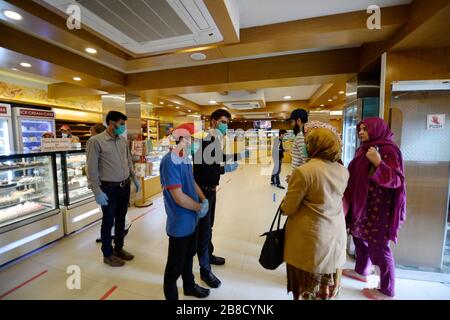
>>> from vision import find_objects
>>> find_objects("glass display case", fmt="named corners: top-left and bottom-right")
top-left (0, 152), bottom-right (59, 229)
top-left (56, 150), bottom-right (93, 206)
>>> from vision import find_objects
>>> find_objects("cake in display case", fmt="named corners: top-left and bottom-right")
top-left (56, 150), bottom-right (93, 206)
top-left (0, 152), bottom-right (59, 228)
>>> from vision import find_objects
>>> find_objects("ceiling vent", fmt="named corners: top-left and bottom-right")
top-left (42, 0), bottom-right (223, 54)
top-left (240, 112), bottom-right (272, 119)
top-left (223, 101), bottom-right (263, 110)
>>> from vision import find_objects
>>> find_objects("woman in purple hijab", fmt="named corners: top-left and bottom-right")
top-left (343, 117), bottom-right (406, 300)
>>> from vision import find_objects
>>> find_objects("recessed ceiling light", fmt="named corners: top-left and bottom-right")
top-left (283, 96), bottom-right (292, 100)
top-left (11, 68), bottom-right (19, 71)
top-left (190, 53), bottom-right (207, 61)
top-left (188, 110), bottom-right (191, 112)
top-left (339, 91), bottom-right (345, 94)
top-left (168, 104), bottom-right (174, 107)
top-left (320, 104), bottom-right (324, 107)
top-left (85, 48), bottom-right (97, 54)
top-left (20, 62), bottom-right (31, 68)
top-left (328, 99), bottom-right (333, 102)
top-left (209, 100), bottom-right (217, 104)
top-left (176, 106), bottom-right (180, 109)
top-left (159, 102), bottom-right (164, 105)
top-left (73, 77), bottom-right (82, 81)
top-left (3, 10), bottom-right (22, 21)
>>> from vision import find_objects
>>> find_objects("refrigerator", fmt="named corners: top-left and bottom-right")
top-left (12, 107), bottom-right (56, 152)
top-left (0, 103), bottom-right (14, 155)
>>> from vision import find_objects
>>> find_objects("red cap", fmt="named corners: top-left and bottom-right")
top-left (60, 125), bottom-right (70, 131)
top-left (173, 123), bottom-right (195, 139)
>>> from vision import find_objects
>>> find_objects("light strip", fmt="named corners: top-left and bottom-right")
top-left (0, 226), bottom-right (59, 255)
top-left (72, 208), bottom-right (100, 223)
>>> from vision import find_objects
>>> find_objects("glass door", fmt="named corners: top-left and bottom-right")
top-left (19, 119), bottom-right (55, 152)
top-left (0, 118), bottom-right (12, 155)
top-left (342, 103), bottom-right (361, 167)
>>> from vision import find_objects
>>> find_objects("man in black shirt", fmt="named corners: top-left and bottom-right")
top-left (192, 109), bottom-right (246, 289)
top-left (271, 129), bottom-right (287, 189)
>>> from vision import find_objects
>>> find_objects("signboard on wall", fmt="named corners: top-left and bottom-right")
top-left (427, 114), bottom-right (445, 130)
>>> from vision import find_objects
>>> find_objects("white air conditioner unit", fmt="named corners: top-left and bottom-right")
top-left (42, 0), bottom-right (223, 54)
top-left (223, 101), bottom-right (262, 110)
top-left (240, 112), bottom-right (272, 119)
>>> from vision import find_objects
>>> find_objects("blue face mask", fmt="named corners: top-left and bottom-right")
top-left (302, 143), bottom-right (310, 158)
top-left (217, 123), bottom-right (228, 135)
top-left (190, 142), bottom-right (200, 155)
top-left (114, 124), bottom-right (126, 136)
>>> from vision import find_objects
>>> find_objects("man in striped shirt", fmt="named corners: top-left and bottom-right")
top-left (287, 109), bottom-right (309, 180)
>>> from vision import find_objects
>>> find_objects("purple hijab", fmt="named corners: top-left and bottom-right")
top-left (344, 117), bottom-right (407, 244)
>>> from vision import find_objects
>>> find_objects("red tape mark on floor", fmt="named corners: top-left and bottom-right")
top-left (100, 285), bottom-right (118, 300)
top-left (0, 270), bottom-right (48, 299)
top-left (131, 207), bottom-right (156, 223)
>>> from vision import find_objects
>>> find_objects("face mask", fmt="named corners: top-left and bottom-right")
top-left (190, 142), bottom-right (200, 155)
top-left (61, 133), bottom-right (68, 138)
top-left (302, 143), bottom-right (310, 158)
top-left (114, 124), bottom-right (126, 136)
top-left (217, 123), bottom-right (228, 135)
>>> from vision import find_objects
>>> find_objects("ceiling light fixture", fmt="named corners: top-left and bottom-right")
top-left (283, 96), bottom-right (292, 100)
top-left (20, 62), bottom-right (32, 68)
top-left (328, 99), bottom-right (333, 102)
top-left (73, 77), bottom-right (82, 81)
top-left (188, 110), bottom-right (191, 112)
top-left (159, 102), bottom-right (164, 105)
top-left (339, 91), bottom-right (345, 94)
top-left (176, 106), bottom-right (180, 109)
top-left (190, 53), bottom-right (207, 61)
top-left (209, 100), bottom-right (217, 104)
top-left (3, 10), bottom-right (22, 20)
top-left (320, 104), bottom-right (324, 107)
top-left (85, 48), bottom-right (97, 54)
top-left (11, 68), bottom-right (19, 71)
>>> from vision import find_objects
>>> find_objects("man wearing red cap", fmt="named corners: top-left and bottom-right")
top-left (60, 124), bottom-right (80, 143)
top-left (160, 122), bottom-right (210, 300)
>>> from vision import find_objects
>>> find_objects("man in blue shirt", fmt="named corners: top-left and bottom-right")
top-left (160, 122), bottom-right (210, 300)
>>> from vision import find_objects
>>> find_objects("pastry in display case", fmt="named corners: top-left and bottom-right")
top-left (0, 152), bottom-right (59, 228)
top-left (56, 150), bottom-right (94, 206)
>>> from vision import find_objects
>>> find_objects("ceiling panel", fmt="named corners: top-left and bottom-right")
top-left (264, 85), bottom-right (321, 101)
top-left (237, 0), bottom-right (412, 28)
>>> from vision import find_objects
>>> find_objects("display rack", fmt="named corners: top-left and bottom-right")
top-left (55, 120), bottom-right (101, 147)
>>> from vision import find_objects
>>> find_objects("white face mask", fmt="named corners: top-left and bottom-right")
top-left (62, 133), bottom-right (68, 138)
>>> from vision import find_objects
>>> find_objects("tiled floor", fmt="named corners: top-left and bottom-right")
top-left (1, 164), bottom-right (449, 300)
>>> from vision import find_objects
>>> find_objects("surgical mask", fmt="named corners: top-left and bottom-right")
top-left (217, 123), bottom-right (228, 135)
top-left (61, 133), bottom-right (68, 138)
top-left (302, 143), bottom-right (310, 158)
top-left (114, 124), bottom-right (126, 136)
top-left (190, 142), bottom-right (200, 155)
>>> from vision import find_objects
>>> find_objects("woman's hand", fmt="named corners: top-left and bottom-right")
top-left (366, 147), bottom-right (382, 167)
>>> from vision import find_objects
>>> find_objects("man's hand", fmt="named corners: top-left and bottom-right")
top-left (95, 191), bottom-right (109, 206)
top-left (197, 199), bottom-right (209, 218)
top-left (366, 147), bottom-right (382, 167)
top-left (285, 175), bottom-right (291, 183)
top-left (133, 178), bottom-right (141, 193)
top-left (224, 162), bottom-right (238, 173)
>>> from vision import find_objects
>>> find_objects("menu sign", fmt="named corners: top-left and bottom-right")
top-left (19, 108), bottom-right (55, 118)
top-left (41, 138), bottom-right (72, 151)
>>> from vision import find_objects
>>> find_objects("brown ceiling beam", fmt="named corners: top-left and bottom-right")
top-left (308, 84), bottom-right (334, 106)
top-left (204, 0), bottom-right (240, 44)
top-left (0, 22), bottom-right (125, 87)
top-left (48, 83), bottom-right (107, 99)
top-left (359, 0), bottom-right (450, 71)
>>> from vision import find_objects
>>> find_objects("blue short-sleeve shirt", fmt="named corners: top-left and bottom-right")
top-left (160, 151), bottom-right (199, 237)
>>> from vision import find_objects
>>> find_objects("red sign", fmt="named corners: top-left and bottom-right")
top-left (0, 106), bottom-right (6, 114)
top-left (19, 109), bottom-right (55, 118)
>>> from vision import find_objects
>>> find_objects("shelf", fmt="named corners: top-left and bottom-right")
top-left (0, 163), bottom-right (47, 172)
top-left (22, 130), bottom-right (48, 133)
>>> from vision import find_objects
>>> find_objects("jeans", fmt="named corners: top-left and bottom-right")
top-left (271, 158), bottom-right (282, 185)
top-left (100, 182), bottom-right (130, 257)
top-left (197, 186), bottom-right (217, 275)
top-left (164, 231), bottom-right (197, 300)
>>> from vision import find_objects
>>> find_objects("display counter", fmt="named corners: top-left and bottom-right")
top-left (0, 151), bottom-right (63, 265)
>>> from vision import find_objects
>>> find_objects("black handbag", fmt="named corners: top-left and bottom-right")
top-left (259, 205), bottom-right (286, 270)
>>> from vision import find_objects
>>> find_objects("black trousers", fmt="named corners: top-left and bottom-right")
top-left (271, 159), bottom-right (282, 185)
top-left (100, 182), bottom-right (130, 257)
top-left (164, 230), bottom-right (197, 300)
top-left (197, 186), bottom-right (217, 275)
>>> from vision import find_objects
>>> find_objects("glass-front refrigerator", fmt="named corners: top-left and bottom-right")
top-left (56, 150), bottom-right (101, 235)
top-left (0, 103), bottom-right (13, 155)
top-left (0, 151), bottom-right (63, 266)
top-left (12, 107), bottom-right (56, 152)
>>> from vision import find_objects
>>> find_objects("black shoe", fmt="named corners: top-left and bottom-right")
top-left (201, 272), bottom-right (222, 288)
top-left (210, 255), bottom-right (225, 265)
top-left (103, 255), bottom-right (125, 267)
top-left (276, 185), bottom-right (285, 189)
top-left (114, 249), bottom-right (134, 261)
top-left (184, 284), bottom-right (210, 298)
